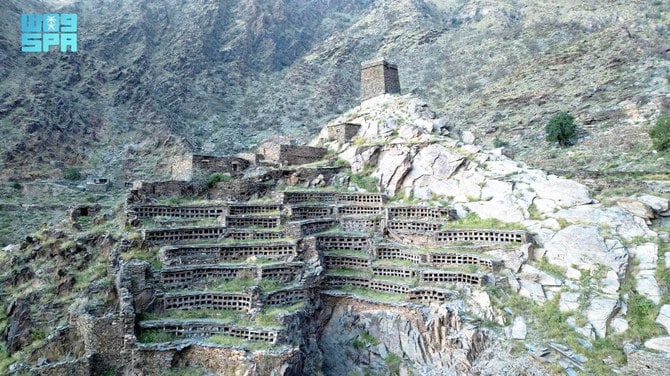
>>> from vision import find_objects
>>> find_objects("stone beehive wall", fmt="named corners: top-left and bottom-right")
top-left (228, 203), bottom-right (282, 215)
top-left (128, 184), bottom-right (536, 361)
top-left (374, 245), bottom-right (425, 264)
top-left (143, 226), bottom-right (285, 244)
top-left (387, 206), bottom-right (456, 220)
top-left (387, 219), bottom-right (443, 233)
top-left (316, 235), bottom-right (371, 252)
top-left (131, 205), bottom-right (228, 219)
top-left (139, 320), bottom-right (280, 344)
top-left (340, 217), bottom-right (381, 234)
top-left (285, 218), bottom-right (338, 238)
top-left (371, 265), bottom-right (416, 279)
top-left (288, 205), bottom-right (334, 220)
top-left (434, 229), bottom-right (529, 244)
top-left (159, 242), bottom-right (298, 266)
top-left (264, 288), bottom-right (309, 307)
top-left (419, 270), bottom-right (484, 285)
top-left (336, 192), bottom-right (385, 206)
top-left (324, 255), bottom-right (371, 270)
top-left (158, 292), bottom-right (253, 312)
top-left (280, 191), bottom-right (385, 206)
top-left (337, 205), bottom-right (384, 216)
top-left (225, 215), bottom-right (282, 229)
top-left (160, 265), bottom-right (247, 290)
top-left (160, 263), bottom-right (304, 290)
top-left (408, 288), bottom-right (455, 304)
top-left (282, 191), bottom-right (338, 204)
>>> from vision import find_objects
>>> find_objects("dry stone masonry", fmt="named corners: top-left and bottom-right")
top-left (360, 58), bottom-right (401, 101)
top-left (119, 185), bottom-right (531, 369)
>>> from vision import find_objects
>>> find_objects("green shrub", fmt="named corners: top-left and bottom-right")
top-left (545, 112), bottom-right (577, 147)
top-left (208, 172), bottom-right (232, 188)
top-left (62, 167), bottom-right (81, 181)
top-left (349, 172), bottom-right (379, 192)
top-left (649, 115), bottom-right (670, 151)
top-left (138, 330), bottom-right (177, 343)
top-left (493, 137), bottom-right (509, 148)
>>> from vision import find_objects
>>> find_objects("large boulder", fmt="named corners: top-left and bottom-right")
top-left (645, 337), bottom-right (670, 353)
top-left (587, 297), bottom-right (620, 338)
top-left (656, 305), bottom-right (670, 334)
top-left (553, 205), bottom-right (655, 240)
top-left (616, 197), bottom-right (655, 222)
top-left (403, 143), bottom-right (463, 183)
top-left (637, 195), bottom-right (669, 214)
top-left (544, 225), bottom-right (628, 276)
top-left (5, 298), bottom-right (33, 354)
top-left (509, 317), bottom-right (527, 340)
top-left (373, 145), bottom-right (413, 195)
top-left (530, 175), bottom-right (592, 208)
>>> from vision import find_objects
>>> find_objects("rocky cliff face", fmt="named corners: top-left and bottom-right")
top-left (317, 296), bottom-right (487, 376)
top-left (1, 0), bottom-right (669, 180)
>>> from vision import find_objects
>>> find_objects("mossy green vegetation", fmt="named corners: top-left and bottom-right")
top-left (348, 172), bottom-right (379, 193)
top-left (334, 286), bottom-right (405, 304)
top-left (138, 330), bottom-right (178, 343)
top-left (352, 331), bottom-right (379, 349)
top-left (208, 335), bottom-right (275, 350)
top-left (649, 115), bottom-right (670, 151)
top-left (162, 367), bottom-right (214, 376)
top-left (443, 212), bottom-right (525, 230)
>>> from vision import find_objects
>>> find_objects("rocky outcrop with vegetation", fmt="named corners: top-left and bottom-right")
top-left (1, 92), bottom-right (669, 375)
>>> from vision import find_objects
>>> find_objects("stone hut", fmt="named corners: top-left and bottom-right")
top-left (259, 143), bottom-right (327, 166)
top-left (327, 123), bottom-right (361, 144)
top-left (85, 177), bottom-right (110, 193)
top-left (360, 58), bottom-right (401, 101)
top-left (191, 154), bottom-right (250, 176)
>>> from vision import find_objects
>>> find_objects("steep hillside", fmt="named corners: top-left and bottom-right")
top-left (0, 0), bottom-right (668, 180)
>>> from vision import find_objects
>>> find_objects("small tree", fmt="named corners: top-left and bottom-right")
top-left (208, 172), bottom-right (231, 188)
top-left (545, 112), bottom-right (577, 147)
top-left (62, 167), bottom-right (81, 181)
top-left (649, 115), bottom-right (670, 151)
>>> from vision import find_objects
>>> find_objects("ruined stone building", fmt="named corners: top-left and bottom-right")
top-left (360, 58), bottom-right (401, 101)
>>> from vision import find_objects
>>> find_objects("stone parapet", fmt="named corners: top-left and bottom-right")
top-left (387, 206), bottom-right (456, 220)
top-left (285, 218), bottom-right (338, 238)
top-left (324, 255), bottom-right (371, 270)
top-left (130, 205), bottom-right (228, 219)
top-left (316, 235), bottom-right (371, 252)
top-left (159, 242), bottom-right (298, 266)
top-left (160, 263), bottom-right (304, 290)
top-left (143, 226), bottom-right (285, 244)
top-left (139, 319), bottom-right (280, 343)
top-left (158, 292), bottom-right (253, 312)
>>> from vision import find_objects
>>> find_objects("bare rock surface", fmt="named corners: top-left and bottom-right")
top-left (645, 337), bottom-right (670, 354)
top-left (509, 317), bottom-right (527, 340)
top-left (656, 305), bottom-right (670, 334)
top-left (544, 225), bottom-right (628, 275)
top-left (5, 298), bottom-right (33, 354)
top-left (586, 298), bottom-right (620, 338)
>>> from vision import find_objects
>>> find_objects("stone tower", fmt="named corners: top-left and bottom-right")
top-left (360, 58), bottom-right (401, 102)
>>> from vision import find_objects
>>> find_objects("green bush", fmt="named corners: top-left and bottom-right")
top-left (208, 172), bottom-right (232, 188)
top-left (62, 167), bottom-right (81, 181)
top-left (493, 137), bottom-right (509, 148)
top-left (649, 115), bottom-right (670, 151)
top-left (545, 112), bottom-right (577, 147)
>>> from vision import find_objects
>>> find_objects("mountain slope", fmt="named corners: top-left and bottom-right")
top-left (0, 0), bottom-right (668, 181)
